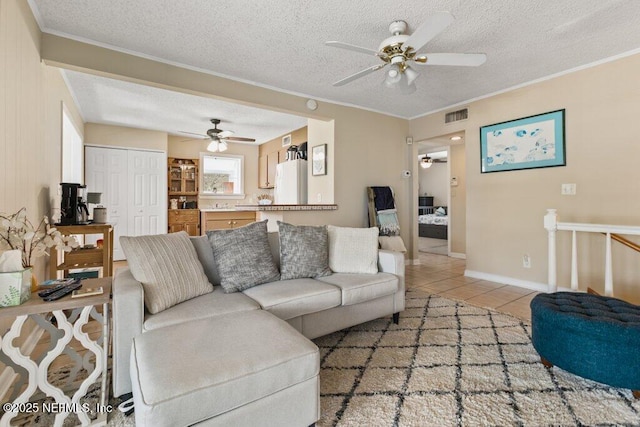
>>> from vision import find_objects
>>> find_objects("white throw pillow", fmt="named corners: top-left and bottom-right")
top-left (120, 231), bottom-right (213, 314)
top-left (327, 225), bottom-right (379, 274)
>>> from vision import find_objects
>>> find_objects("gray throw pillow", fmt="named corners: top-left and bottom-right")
top-left (120, 231), bottom-right (213, 314)
top-left (207, 220), bottom-right (280, 293)
top-left (278, 221), bottom-right (332, 280)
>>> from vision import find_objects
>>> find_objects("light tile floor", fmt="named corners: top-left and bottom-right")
top-left (406, 252), bottom-right (538, 321)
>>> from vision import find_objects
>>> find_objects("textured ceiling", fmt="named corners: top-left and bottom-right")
top-left (30, 0), bottom-right (640, 127)
top-left (62, 70), bottom-right (307, 144)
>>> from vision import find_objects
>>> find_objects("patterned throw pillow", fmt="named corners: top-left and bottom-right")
top-left (120, 231), bottom-right (213, 314)
top-left (277, 221), bottom-right (332, 280)
top-left (327, 225), bottom-right (379, 274)
top-left (207, 220), bottom-right (280, 293)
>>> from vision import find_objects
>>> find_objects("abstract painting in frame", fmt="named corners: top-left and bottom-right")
top-left (480, 109), bottom-right (565, 173)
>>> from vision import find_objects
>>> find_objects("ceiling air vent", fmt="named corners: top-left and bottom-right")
top-left (445, 108), bottom-right (468, 123)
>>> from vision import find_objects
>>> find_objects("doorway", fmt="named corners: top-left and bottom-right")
top-left (414, 132), bottom-right (466, 258)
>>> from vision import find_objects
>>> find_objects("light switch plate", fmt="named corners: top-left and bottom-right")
top-left (561, 183), bottom-right (576, 195)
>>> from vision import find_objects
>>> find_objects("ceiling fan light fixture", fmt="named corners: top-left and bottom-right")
top-left (420, 157), bottom-right (433, 169)
top-left (384, 64), bottom-right (402, 87)
top-left (218, 141), bottom-right (228, 152)
top-left (207, 139), bottom-right (220, 152)
top-left (404, 66), bottom-right (420, 86)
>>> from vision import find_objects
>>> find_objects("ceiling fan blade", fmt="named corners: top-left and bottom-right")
top-left (224, 136), bottom-right (256, 142)
top-left (326, 41), bottom-right (378, 56)
top-left (333, 63), bottom-right (387, 87)
top-left (403, 11), bottom-right (455, 53)
top-left (414, 52), bottom-right (487, 66)
top-left (217, 130), bottom-right (234, 138)
top-left (179, 130), bottom-right (207, 138)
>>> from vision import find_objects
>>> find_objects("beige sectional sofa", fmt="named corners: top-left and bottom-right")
top-left (112, 229), bottom-right (405, 425)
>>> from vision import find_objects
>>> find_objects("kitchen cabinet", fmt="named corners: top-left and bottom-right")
top-left (201, 211), bottom-right (256, 233)
top-left (168, 158), bottom-right (198, 199)
top-left (168, 209), bottom-right (200, 236)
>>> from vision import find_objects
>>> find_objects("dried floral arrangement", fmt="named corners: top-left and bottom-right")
top-left (0, 207), bottom-right (79, 268)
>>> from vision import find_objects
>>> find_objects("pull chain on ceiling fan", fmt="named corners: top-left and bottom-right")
top-left (179, 119), bottom-right (256, 152)
top-left (326, 11), bottom-right (487, 93)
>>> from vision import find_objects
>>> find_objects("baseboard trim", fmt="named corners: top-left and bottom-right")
top-left (464, 270), bottom-right (571, 293)
top-left (0, 323), bottom-right (46, 401)
top-left (449, 252), bottom-right (466, 260)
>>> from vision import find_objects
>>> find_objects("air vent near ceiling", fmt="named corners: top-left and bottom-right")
top-left (445, 108), bottom-right (468, 123)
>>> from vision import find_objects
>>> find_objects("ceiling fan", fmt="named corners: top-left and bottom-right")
top-left (180, 119), bottom-right (256, 152)
top-left (419, 154), bottom-right (447, 168)
top-left (326, 11), bottom-right (486, 94)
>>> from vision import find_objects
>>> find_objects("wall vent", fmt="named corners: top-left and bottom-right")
top-left (445, 108), bottom-right (468, 123)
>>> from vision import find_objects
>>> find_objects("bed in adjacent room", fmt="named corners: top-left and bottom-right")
top-left (418, 206), bottom-right (448, 239)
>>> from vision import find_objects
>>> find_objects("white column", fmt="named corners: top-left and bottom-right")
top-left (604, 232), bottom-right (613, 296)
top-left (544, 209), bottom-right (558, 293)
top-left (571, 230), bottom-right (578, 291)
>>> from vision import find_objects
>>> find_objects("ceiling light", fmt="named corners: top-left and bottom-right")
top-left (207, 139), bottom-right (220, 152)
top-left (420, 157), bottom-right (433, 169)
top-left (218, 141), bottom-right (228, 152)
top-left (450, 135), bottom-right (462, 141)
top-left (384, 64), bottom-right (402, 88)
top-left (404, 66), bottom-right (419, 86)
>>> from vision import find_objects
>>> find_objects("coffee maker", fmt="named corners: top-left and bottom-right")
top-left (59, 183), bottom-right (90, 225)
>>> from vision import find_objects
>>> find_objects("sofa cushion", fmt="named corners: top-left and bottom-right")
top-left (120, 231), bottom-right (213, 314)
top-left (317, 273), bottom-right (399, 306)
top-left (190, 235), bottom-right (220, 285)
top-left (327, 225), bottom-right (379, 274)
top-left (143, 286), bottom-right (260, 331)
top-left (242, 279), bottom-right (341, 320)
top-left (207, 220), bottom-right (280, 293)
top-left (278, 221), bottom-right (332, 280)
top-left (131, 310), bottom-right (319, 427)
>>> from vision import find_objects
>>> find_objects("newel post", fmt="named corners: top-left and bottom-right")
top-left (544, 209), bottom-right (558, 293)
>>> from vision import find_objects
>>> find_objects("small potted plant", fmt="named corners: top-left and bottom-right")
top-left (0, 208), bottom-right (78, 306)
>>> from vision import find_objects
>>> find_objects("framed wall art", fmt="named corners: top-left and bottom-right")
top-left (312, 144), bottom-right (327, 176)
top-left (480, 109), bottom-right (565, 173)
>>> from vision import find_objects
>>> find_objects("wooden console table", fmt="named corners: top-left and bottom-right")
top-left (50, 224), bottom-right (114, 280)
top-left (0, 277), bottom-right (112, 426)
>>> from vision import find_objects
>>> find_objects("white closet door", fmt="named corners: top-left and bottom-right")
top-left (128, 150), bottom-right (166, 236)
top-left (85, 146), bottom-right (129, 260)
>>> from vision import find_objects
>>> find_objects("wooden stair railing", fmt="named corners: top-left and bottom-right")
top-left (608, 233), bottom-right (640, 253)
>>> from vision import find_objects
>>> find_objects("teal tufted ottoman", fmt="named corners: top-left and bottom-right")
top-left (530, 292), bottom-right (640, 398)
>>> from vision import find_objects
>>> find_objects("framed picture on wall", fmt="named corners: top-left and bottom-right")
top-left (312, 144), bottom-right (327, 176)
top-left (480, 109), bottom-right (566, 173)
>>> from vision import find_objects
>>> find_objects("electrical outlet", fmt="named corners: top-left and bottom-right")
top-left (561, 183), bottom-right (576, 195)
top-left (522, 254), bottom-right (531, 268)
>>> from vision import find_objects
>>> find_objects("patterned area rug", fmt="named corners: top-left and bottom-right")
top-left (13, 290), bottom-right (640, 426)
top-left (315, 290), bottom-right (640, 426)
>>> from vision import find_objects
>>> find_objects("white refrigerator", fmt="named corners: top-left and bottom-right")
top-left (274, 159), bottom-right (308, 204)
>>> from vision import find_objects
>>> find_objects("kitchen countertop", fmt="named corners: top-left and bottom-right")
top-left (235, 204), bottom-right (338, 211)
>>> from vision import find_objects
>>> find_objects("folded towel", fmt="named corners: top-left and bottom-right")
top-left (371, 186), bottom-right (395, 211)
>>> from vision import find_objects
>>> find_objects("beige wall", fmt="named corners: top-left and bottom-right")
top-left (167, 135), bottom-right (261, 207)
top-left (84, 122), bottom-right (167, 151)
top-left (41, 35), bottom-right (413, 257)
top-left (307, 119), bottom-right (335, 204)
top-left (0, 0), bottom-right (83, 275)
top-left (410, 54), bottom-right (640, 303)
top-left (419, 161), bottom-right (448, 206)
top-left (449, 144), bottom-right (466, 255)
top-left (0, 0), bottom-right (83, 329)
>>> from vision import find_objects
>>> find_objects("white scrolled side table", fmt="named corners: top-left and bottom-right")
top-left (0, 277), bottom-right (111, 427)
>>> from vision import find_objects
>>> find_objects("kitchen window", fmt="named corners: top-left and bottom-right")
top-left (199, 153), bottom-right (245, 198)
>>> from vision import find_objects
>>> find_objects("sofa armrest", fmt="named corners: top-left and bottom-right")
top-left (378, 250), bottom-right (406, 314)
top-left (112, 267), bottom-right (145, 397)
top-left (378, 250), bottom-right (405, 277)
